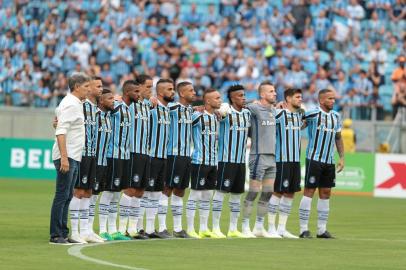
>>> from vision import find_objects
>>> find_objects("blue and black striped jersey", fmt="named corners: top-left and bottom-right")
top-left (82, 99), bottom-right (98, 157)
top-left (107, 101), bottom-right (131, 160)
top-left (167, 102), bottom-right (194, 157)
top-left (95, 110), bottom-right (112, 166)
top-left (275, 109), bottom-right (303, 163)
top-left (191, 111), bottom-right (219, 166)
top-left (218, 106), bottom-right (251, 163)
top-left (149, 102), bottom-right (170, 159)
top-left (129, 100), bottom-right (152, 155)
top-left (304, 107), bottom-right (342, 164)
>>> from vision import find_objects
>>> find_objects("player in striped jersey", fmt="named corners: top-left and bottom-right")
top-left (186, 89), bottom-right (222, 239)
top-left (69, 76), bottom-right (104, 244)
top-left (211, 85), bottom-right (251, 238)
top-left (124, 74), bottom-right (153, 239)
top-left (157, 82), bottom-right (196, 238)
top-left (298, 89), bottom-right (344, 239)
top-left (89, 88), bottom-right (114, 241)
top-left (269, 88), bottom-right (304, 239)
top-left (144, 79), bottom-right (174, 239)
top-left (101, 80), bottom-right (139, 241)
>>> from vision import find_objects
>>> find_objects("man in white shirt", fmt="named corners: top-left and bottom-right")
top-left (50, 72), bottom-right (90, 245)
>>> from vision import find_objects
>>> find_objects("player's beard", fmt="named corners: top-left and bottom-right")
top-left (164, 96), bottom-right (175, 102)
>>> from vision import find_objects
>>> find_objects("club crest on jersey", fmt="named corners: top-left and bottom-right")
top-left (283, 179), bottom-right (289, 188)
top-left (94, 182), bottom-right (99, 191)
top-left (133, 174), bottom-right (140, 183)
top-left (149, 178), bottom-right (155, 187)
top-left (173, 176), bottom-right (180, 184)
top-left (199, 178), bottom-right (205, 186)
top-left (224, 179), bottom-right (230, 187)
top-left (309, 176), bottom-right (316, 184)
top-left (82, 176), bottom-right (88, 184)
top-left (114, 178), bottom-right (120, 186)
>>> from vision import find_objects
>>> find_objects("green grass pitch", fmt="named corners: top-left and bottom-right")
top-left (1, 179), bottom-right (405, 270)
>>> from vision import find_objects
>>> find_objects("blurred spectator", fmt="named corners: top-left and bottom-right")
top-left (342, 119), bottom-right (356, 153)
top-left (0, 0), bottom-right (403, 115)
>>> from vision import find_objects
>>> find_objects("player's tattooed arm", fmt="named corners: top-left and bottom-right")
top-left (335, 132), bottom-right (345, 173)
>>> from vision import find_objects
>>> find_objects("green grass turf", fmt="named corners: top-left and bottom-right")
top-left (1, 179), bottom-right (405, 270)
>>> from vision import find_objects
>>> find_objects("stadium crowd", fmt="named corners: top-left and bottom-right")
top-left (0, 0), bottom-right (405, 119)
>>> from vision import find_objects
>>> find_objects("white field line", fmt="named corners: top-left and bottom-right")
top-left (68, 237), bottom-right (406, 270)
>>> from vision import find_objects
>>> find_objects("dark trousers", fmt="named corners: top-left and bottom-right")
top-left (50, 158), bottom-right (80, 238)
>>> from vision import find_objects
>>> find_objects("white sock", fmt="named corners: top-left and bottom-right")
top-left (171, 195), bottom-right (183, 232)
top-left (277, 196), bottom-right (293, 233)
top-left (186, 190), bottom-right (201, 232)
top-left (158, 193), bottom-right (169, 232)
top-left (212, 191), bottom-right (225, 231)
top-left (79, 197), bottom-right (90, 236)
top-left (108, 192), bottom-right (121, 234)
top-left (199, 190), bottom-right (212, 232)
top-left (146, 192), bottom-right (160, 234)
top-left (128, 197), bottom-right (140, 234)
top-left (267, 196), bottom-right (281, 232)
top-left (317, 199), bottom-right (330, 235)
top-left (118, 193), bottom-right (132, 234)
top-left (299, 196), bottom-right (312, 234)
top-left (229, 194), bottom-right (241, 232)
top-left (242, 200), bottom-right (253, 232)
top-left (88, 194), bottom-right (98, 234)
top-left (98, 192), bottom-right (113, 234)
top-left (69, 196), bottom-right (81, 236)
top-left (137, 195), bottom-right (148, 231)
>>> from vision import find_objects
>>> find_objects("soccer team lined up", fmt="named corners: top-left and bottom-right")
top-left (52, 73), bottom-right (344, 244)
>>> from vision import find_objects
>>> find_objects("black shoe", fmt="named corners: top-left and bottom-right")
top-left (126, 230), bottom-right (149, 240)
top-left (49, 237), bottom-right (71, 245)
top-left (146, 231), bottom-right (161, 239)
top-left (317, 231), bottom-right (335, 239)
top-left (157, 229), bottom-right (173, 239)
top-left (299, 230), bottom-right (313, 239)
top-left (173, 230), bottom-right (191, 238)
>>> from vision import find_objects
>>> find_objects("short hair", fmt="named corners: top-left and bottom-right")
top-left (92, 76), bottom-right (103, 81)
top-left (68, 72), bottom-right (91, 92)
top-left (203, 88), bottom-right (217, 99)
top-left (156, 78), bottom-right (174, 87)
top-left (177, 81), bottom-right (192, 92)
top-left (136, 74), bottom-right (153, 84)
top-left (227, 84), bottom-right (245, 103)
top-left (102, 88), bottom-right (112, 95)
top-left (284, 88), bottom-right (302, 101)
top-left (258, 81), bottom-right (274, 94)
top-left (122, 80), bottom-right (138, 94)
top-left (318, 88), bottom-right (334, 98)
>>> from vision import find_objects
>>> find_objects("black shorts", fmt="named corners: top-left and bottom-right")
top-left (75, 156), bottom-right (96, 190)
top-left (105, 158), bottom-right (131, 192)
top-left (165, 155), bottom-right (192, 190)
top-left (93, 165), bottom-right (108, 195)
top-left (274, 162), bottom-right (301, 193)
top-left (216, 162), bottom-right (246, 194)
top-left (145, 157), bottom-right (167, 192)
top-left (123, 153), bottom-right (150, 189)
top-left (190, 164), bottom-right (217, 190)
top-left (305, 159), bottom-right (336, 189)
